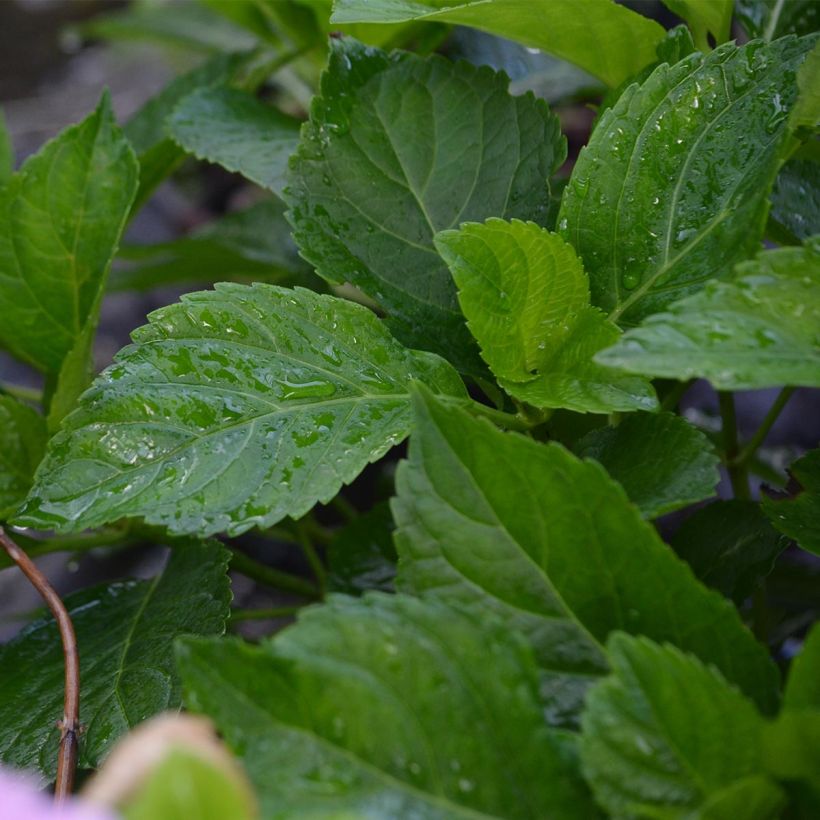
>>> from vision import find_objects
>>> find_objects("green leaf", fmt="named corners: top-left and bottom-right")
top-left (330, 0), bottom-right (666, 88)
top-left (0, 93), bottom-right (138, 375)
top-left (762, 711), bottom-right (820, 790)
top-left (435, 219), bottom-right (657, 413)
top-left (327, 501), bottom-right (397, 595)
top-left (660, 0), bottom-right (733, 50)
top-left (596, 238), bottom-right (820, 390)
top-left (285, 38), bottom-right (566, 374)
top-left (392, 386), bottom-right (779, 720)
top-left (168, 87), bottom-right (301, 198)
top-left (0, 107), bottom-right (12, 185)
top-left (0, 395), bottom-right (47, 517)
top-left (791, 39), bottom-right (820, 131)
top-left (0, 540), bottom-right (231, 779)
top-left (762, 449), bottom-right (820, 556)
top-left (16, 284), bottom-right (464, 538)
top-left (574, 411), bottom-right (719, 518)
top-left (784, 624), bottom-right (820, 709)
top-left (558, 36), bottom-right (816, 326)
top-left (670, 500), bottom-right (787, 603)
top-left (581, 633), bottom-right (780, 819)
top-left (770, 157), bottom-right (820, 243)
top-left (736, 0), bottom-right (820, 40)
top-left (177, 593), bottom-right (596, 819)
top-left (112, 199), bottom-right (311, 292)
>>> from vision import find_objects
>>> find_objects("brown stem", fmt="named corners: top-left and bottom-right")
top-left (0, 527), bottom-right (79, 800)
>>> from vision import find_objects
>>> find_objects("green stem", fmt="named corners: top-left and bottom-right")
top-left (330, 494), bottom-right (358, 524)
top-left (261, 525), bottom-right (301, 545)
top-left (229, 550), bottom-right (319, 599)
top-left (659, 379), bottom-right (693, 413)
top-left (1, 382), bottom-right (43, 404)
top-left (718, 391), bottom-right (750, 500)
top-left (752, 584), bottom-right (769, 644)
top-left (468, 401), bottom-right (538, 432)
top-left (735, 387), bottom-right (795, 467)
top-left (240, 45), bottom-right (311, 92)
top-left (0, 531), bottom-right (141, 568)
top-left (230, 606), bottom-right (302, 622)
top-left (296, 520), bottom-right (327, 596)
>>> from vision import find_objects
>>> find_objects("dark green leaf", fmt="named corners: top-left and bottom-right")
top-left (0, 541), bottom-right (231, 779)
top-left (327, 502), bottom-right (396, 595)
top-left (596, 238), bottom-right (820, 389)
top-left (392, 386), bottom-right (779, 719)
top-left (736, 0), bottom-right (820, 40)
top-left (762, 449), bottom-right (820, 556)
top-left (285, 38), bottom-right (565, 374)
top-left (574, 411), bottom-right (719, 518)
top-left (660, 0), bottom-right (733, 51)
top-left (558, 36), bottom-right (816, 326)
top-left (168, 87), bottom-right (302, 197)
top-left (178, 593), bottom-right (596, 819)
top-left (112, 199), bottom-right (311, 292)
top-left (670, 500), bottom-right (787, 603)
top-left (581, 633), bottom-right (781, 819)
top-left (0, 396), bottom-right (47, 517)
top-left (331, 0), bottom-right (666, 88)
top-left (770, 157), bottom-right (820, 243)
top-left (435, 219), bottom-right (657, 413)
top-left (0, 93), bottom-right (138, 375)
top-left (784, 624), bottom-right (820, 709)
top-left (16, 285), bottom-right (464, 538)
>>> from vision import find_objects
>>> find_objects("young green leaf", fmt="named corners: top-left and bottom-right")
top-left (558, 36), bottom-right (817, 326)
top-left (581, 633), bottom-right (781, 819)
top-left (392, 386), bottom-right (779, 719)
top-left (762, 449), bottom-right (820, 556)
top-left (0, 541), bottom-right (231, 779)
top-left (0, 396), bottom-right (47, 518)
top-left (16, 284), bottom-right (464, 538)
top-left (435, 219), bottom-right (657, 413)
top-left (177, 593), bottom-right (596, 819)
top-left (660, 0), bottom-right (733, 51)
top-left (574, 411), bottom-right (719, 518)
top-left (285, 37), bottom-right (565, 373)
top-left (168, 87), bottom-right (301, 198)
top-left (770, 157), bottom-right (820, 243)
top-left (596, 239), bottom-right (820, 389)
top-left (670, 500), bottom-right (787, 603)
top-left (0, 93), bottom-right (138, 375)
top-left (330, 0), bottom-right (666, 88)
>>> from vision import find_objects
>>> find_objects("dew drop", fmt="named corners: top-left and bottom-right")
top-left (621, 270), bottom-right (641, 290)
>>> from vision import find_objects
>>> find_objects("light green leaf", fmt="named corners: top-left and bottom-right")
top-left (770, 157), bottom-right (820, 244)
top-left (660, 0), bottom-right (733, 50)
top-left (574, 411), bottom-right (719, 518)
top-left (670, 500), bottom-right (787, 604)
top-left (581, 633), bottom-right (778, 819)
top-left (285, 37), bottom-right (565, 374)
top-left (762, 449), bottom-right (820, 556)
top-left (330, 0), bottom-right (666, 88)
top-left (762, 710), bottom-right (820, 789)
top-left (596, 239), bottom-right (820, 390)
top-left (392, 386), bottom-right (779, 720)
top-left (0, 107), bottom-right (12, 185)
top-left (168, 87), bottom-right (302, 198)
top-left (16, 284), bottom-right (464, 538)
top-left (0, 541), bottom-right (231, 779)
top-left (177, 593), bottom-right (596, 819)
top-left (0, 395), bottom-right (47, 517)
top-left (736, 0), bottom-right (819, 40)
top-left (791, 39), bottom-right (820, 130)
top-left (784, 623), bottom-right (820, 709)
top-left (558, 36), bottom-right (816, 326)
top-left (0, 93), bottom-right (138, 375)
top-left (112, 199), bottom-right (312, 292)
top-left (694, 777), bottom-right (788, 820)
top-left (435, 219), bottom-right (657, 413)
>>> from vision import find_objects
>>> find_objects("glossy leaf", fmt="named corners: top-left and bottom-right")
top-left (660, 0), bottom-right (733, 51)
top-left (574, 411), bottom-right (719, 518)
top-left (670, 500), bottom-right (787, 603)
top-left (596, 239), bottom-right (820, 389)
top-left (178, 593), bottom-right (596, 819)
top-left (736, 0), bottom-right (820, 40)
top-left (330, 0), bottom-right (666, 88)
top-left (392, 386), bottom-right (779, 719)
top-left (112, 200), bottom-right (311, 292)
top-left (0, 541), bottom-right (231, 779)
top-left (581, 633), bottom-right (780, 819)
top-left (762, 449), bottom-right (820, 556)
top-left (168, 87), bottom-right (302, 198)
top-left (435, 219), bottom-right (657, 413)
top-left (558, 36), bottom-right (816, 326)
top-left (285, 37), bottom-right (565, 373)
top-left (770, 157), bottom-right (820, 243)
top-left (0, 396), bottom-right (47, 517)
top-left (16, 284), bottom-right (464, 537)
top-left (0, 93), bottom-right (138, 374)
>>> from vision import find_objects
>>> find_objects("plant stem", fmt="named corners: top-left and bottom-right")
top-left (467, 401), bottom-right (538, 432)
top-left (0, 528), bottom-right (79, 801)
top-left (1, 382), bottom-right (43, 404)
top-left (296, 520), bottom-right (327, 596)
top-left (751, 584), bottom-right (770, 644)
top-left (659, 379), bottom-right (693, 413)
top-left (735, 387), bottom-right (795, 467)
top-left (229, 550), bottom-right (319, 599)
top-left (1, 531), bottom-right (142, 567)
top-left (230, 606), bottom-right (302, 622)
top-left (330, 494), bottom-right (358, 524)
top-left (718, 391), bottom-right (750, 500)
